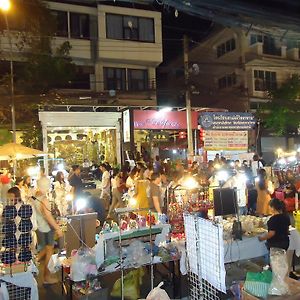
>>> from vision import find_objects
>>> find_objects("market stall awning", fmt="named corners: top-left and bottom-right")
top-left (0, 143), bottom-right (47, 160)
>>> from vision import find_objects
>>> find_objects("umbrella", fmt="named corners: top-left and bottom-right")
top-left (0, 143), bottom-right (47, 160)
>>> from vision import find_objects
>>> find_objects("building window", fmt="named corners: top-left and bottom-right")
top-left (287, 40), bottom-right (300, 50)
top-left (51, 10), bottom-right (68, 37)
top-left (250, 34), bottom-right (281, 56)
top-left (254, 70), bottom-right (277, 91)
top-left (250, 34), bottom-right (263, 45)
top-left (104, 67), bottom-right (126, 91)
top-left (70, 12), bottom-right (90, 39)
top-left (218, 73), bottom-right (236, 89)
top-left (106, 14), bottom-right (155, 42)
top-left (128, 69), bottom-right (148, 91)
top-left (217, 38), bottom-right (236, 58)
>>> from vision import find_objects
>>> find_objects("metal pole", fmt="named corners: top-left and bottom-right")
top-left (42, 125), bottom-right (49, 176)
top-left (183, 35), bottom-right (194, 158)
top-left (4, 13), bottom-right (16, 143)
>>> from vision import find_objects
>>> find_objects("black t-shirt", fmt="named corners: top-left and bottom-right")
top-left (267, 213), bottom-right (290, 250)
top-left (87, 196), bottom-right (106, 224)
top-left (69, 174), bottom-right (83, 196)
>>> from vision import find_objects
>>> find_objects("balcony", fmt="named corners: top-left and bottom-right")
top-left (249, 41), bottom-right (286, 58)
top-left (43, 87), bottom-right (157, 106)
top-left (262, 45), bottom-right (281, 56)
top-left (287, 48), bottom-right (300, 60)
top-left (52, 37), bottom-right (93, 62)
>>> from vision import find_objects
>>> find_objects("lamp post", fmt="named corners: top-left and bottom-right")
top-left (0, 0), bottom-right (16, 143)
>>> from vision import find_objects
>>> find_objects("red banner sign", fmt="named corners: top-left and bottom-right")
top-left (133, 110), bottom-right (198, 130)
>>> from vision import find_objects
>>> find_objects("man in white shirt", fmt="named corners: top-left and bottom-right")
top-left (99, 164), bottom-right (111, 210)
top-left (223, 168), bottom-right (248, 215)
top-left (251, 154), bottom-right (263, 178)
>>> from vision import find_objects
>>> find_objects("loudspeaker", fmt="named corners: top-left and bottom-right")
top-left (213, 188), bottom-right (238, 216)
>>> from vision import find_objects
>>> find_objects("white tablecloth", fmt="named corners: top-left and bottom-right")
top-left (224, 227), bottom-right (300, 264)
top-left (224, 236), bottom-right (268, 263)
top-left (288, 228), bottom-right (300, 256)
top-left (0, 270), bottom-right (38, 300)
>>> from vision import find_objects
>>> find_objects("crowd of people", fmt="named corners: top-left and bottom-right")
top-left (0, 152), bottom-right (298, 283)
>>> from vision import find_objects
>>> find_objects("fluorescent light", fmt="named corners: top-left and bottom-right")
top-left (159, 107), bottom-right (172, 113)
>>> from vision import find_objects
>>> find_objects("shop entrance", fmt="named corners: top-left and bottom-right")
top-left (39, 110), bottom-right (121, 173)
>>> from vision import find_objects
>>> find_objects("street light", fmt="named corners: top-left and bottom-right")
top-left (0, 0), bottom-right (11, 11)
top-left (0, 0), bottom-right (16, 144)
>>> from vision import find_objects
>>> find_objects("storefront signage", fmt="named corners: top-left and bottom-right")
top-left (133, 110), bottom-right (198, 130)
top-left (204, 131), bottom-right (248, 150)
top-left (123, 110), bottom-right (131, 143)
top-left (149, 132), bottom-right (170, 142)
top-left (198, 112), bottom-right (256, 131)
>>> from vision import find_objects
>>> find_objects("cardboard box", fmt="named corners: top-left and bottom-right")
top-left (242, 278), bottom-right (300, 299)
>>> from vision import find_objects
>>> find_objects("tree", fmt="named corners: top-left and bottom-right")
top-left (0, 0), bottom-right (76, 147)
top-left (259, 74), bottom-right (300, 136)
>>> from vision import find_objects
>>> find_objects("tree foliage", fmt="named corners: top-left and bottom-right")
top-left (0, 0), bottom-right (76, 147)
top-left (0, 0), bottom-right (75, 95)
top-left (260, 74), bottom-right (300, 136)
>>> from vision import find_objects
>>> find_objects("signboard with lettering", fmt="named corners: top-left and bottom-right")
top-left (123, 109), bottom-right (131, 143)
top-left (133, 110), bottom-right (198, 130)
top-left (204, 131), bottom-right (248, 150)
top-left (198, 112), bottom-right (256, 131)
top-left (149, 132), bottom-right (170, 142)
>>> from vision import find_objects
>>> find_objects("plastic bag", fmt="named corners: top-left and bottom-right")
top-left (146, 282), bottom-right (170, 300)
top-left (268, 247), bottom-right (290, 296)
top-left (124, 240), bottom-right (150, 268)
top-left (94, 235), bottom-right (105, 268)
top-left (106, 239), bottom-right (119, 257)
top-left (47, 253), bottom-right (66, 274)
top-left (244, 270), bottom-right (272, 298)
top-left (111, 268), bottom-right (145, 300)
top-left (70, 247), bottom-right (97, 282)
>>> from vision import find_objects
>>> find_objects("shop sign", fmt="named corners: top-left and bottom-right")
top-left (198, 112), bottom-right (256, 131)
top-left (204, 131), bottom-right (248, 150)
top-left (149, 132), bottom-right (170, 142)
top-left (133, 110), bottom-right (198, 130)
top-left (123, 110), bottom-right (131, 143)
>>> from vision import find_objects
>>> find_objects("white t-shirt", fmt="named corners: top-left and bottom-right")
top-left (223, 173), bottom-right (247, 207)
top-left (251, 161), bottom-right (263, 177)
top-left (101, 171), bottom-right (110, 197)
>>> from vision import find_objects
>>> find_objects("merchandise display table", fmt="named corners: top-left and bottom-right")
top-left (0, 268), bottom-right (38, 300)
top-left (224, 236), bottom-right (268, 264)
top-left (57, 223), bottom-right (180, 299)
top-left (62, 257), bottom-right (181, 300)
top-left (224, 227), bottom-right (300, 265)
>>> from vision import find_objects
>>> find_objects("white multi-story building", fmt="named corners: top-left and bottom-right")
top-left (1, 1), bottom-right (163, 106)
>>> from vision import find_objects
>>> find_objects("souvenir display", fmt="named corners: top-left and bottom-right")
top-left (2, 206), bottom-right (17, 220)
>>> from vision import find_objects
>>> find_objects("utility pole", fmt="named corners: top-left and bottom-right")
top-left (184, 35), bottom-right (194, 158)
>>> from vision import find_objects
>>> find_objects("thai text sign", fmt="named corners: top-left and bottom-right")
top-left (149, 132), bottom-right (170, 142)
top-left (199, 112), bottom-right (256, 130)
top-left (133, 110), bottom-right (198, 130)
top-left (204, 131), bottom-right (248, 150)
top-left (123, 110), bottom-right (131, 143)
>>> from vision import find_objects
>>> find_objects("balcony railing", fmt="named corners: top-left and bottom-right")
top-left (263, 45), bottom-right (281, 56)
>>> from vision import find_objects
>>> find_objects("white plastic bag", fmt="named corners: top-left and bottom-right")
top-left (146, 282), bottom-right (171, 300)
top-left (94, 235), bottom-right (105, 268)
top-left (70, 247), bottom-right (96, 282)
top-left (268, 247), bottom-right (289, 296)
